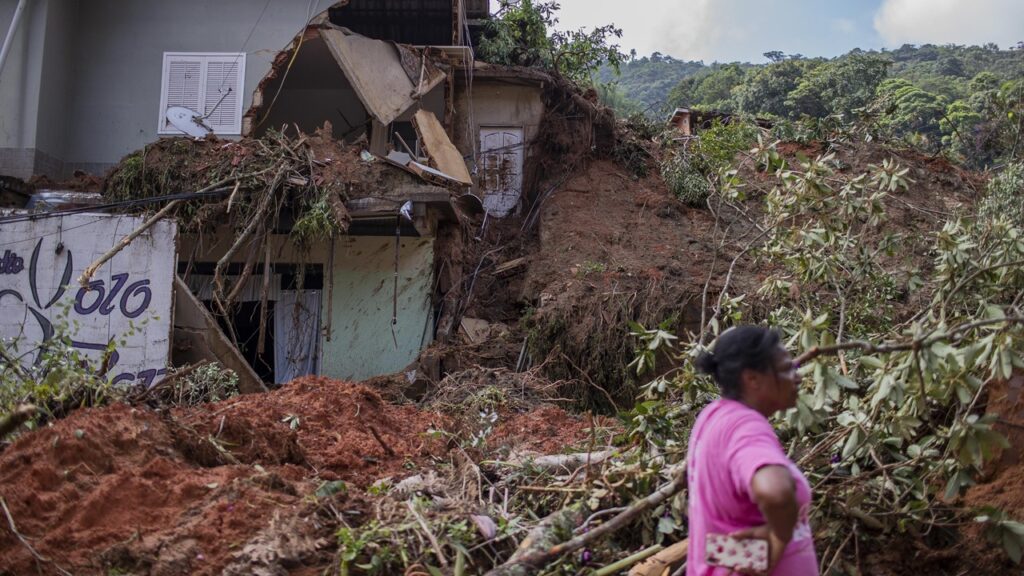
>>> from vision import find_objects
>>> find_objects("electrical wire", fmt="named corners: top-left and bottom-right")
top-left (0, 187), bottom-right (234, 225)
top-left (216, 0), bottom-right (275, 94)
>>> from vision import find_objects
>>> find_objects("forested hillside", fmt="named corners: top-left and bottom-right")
top-left (594, 52), bottom-right (706, 113)
top-left (602, 44), bottom-right (1024, 167)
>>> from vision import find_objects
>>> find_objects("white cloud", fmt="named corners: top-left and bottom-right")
top-left (874, 0), bottom-right (1024, 48)
top-left (553, 0), bottom-right (878, 63)
top-left (554, 0), bottom-right (766, 63)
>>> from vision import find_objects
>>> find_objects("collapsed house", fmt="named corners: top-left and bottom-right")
top-left (0, 0), bottom-right (593, 390)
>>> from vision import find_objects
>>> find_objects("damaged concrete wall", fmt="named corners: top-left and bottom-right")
top-left (179, 232), bottom-right (436, 384)
top-left (453, 80), bottom-right (545, 201)
top-left (252, 34), bottom-right (446, 145)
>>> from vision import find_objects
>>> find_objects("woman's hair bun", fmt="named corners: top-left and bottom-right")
top-left (695, 350), bottom-right (717, 375)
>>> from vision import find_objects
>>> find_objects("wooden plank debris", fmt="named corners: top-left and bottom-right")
top-left (493, 257), bottom-right (527, 276)
top-left (460, 317), bottom-right (491, 343)
top-left (412, 109), bottom-right (473, 186)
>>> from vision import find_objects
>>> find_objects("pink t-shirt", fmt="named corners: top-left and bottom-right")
top-left (687, 399), bottom-right (818, 576)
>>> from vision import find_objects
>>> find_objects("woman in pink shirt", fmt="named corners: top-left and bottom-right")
top-left (687, 326), bottom-right (818, 575)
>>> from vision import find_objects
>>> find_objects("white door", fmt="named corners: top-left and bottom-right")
top-left (479, 127), bottom-right (524, 217)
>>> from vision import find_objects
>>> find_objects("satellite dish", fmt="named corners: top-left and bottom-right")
top-left (165, 106), bottom-right (213, 138)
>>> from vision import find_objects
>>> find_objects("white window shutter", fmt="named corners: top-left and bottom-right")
top-left (204, 59), bottom-right (243, 133)
top-left (160, 53), bottom-right (245, 135)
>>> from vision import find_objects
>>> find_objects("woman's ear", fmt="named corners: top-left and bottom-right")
top-left (738, 368), bottom-right (760, 396)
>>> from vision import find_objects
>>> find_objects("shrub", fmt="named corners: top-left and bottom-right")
top-left (661, 151), bottom-right (711, 206)
top-left (979, 163), bottom-right (1024, 227)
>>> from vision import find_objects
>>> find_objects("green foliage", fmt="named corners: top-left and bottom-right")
top-left (336, 521), bottom-right (400, 576)
top-left (667, 64), bottom-right (748, 113)
top-left (786, 53), bottom-right (892, 119)
top-left (478, 0), bottom-right (624, 84)
top-left (597, 52), bottom-right (706, 116)
top-left (577, 260), bottom-right (607, 276)
top-left (595, 81), bottom-right (642, 116)
top-left (630, 43), bottom-right (1023, 166)
top-left (0, 307), bottom-right (124, 425)
top-left (695, 120), bottom-right (761, 172)
top-left (942, 77), bottom-right (1024, 167)
top-left (980, 163), bottom-right (1024, 227)
top-left (660, 153), bottom-right (710, 206)
top-left (735, 59), bottom-right (820, 118)
top-left (168, 363), bottom-right (239, 406)
top-left (627, 140), bottom-right (1024, 565)
top-left (290, 189), bottom-right (345, 250)
top-left (611, 112), bottom-right (661, 178)
top-left (661, 120), bottom-right (759, 206)
top-left (871, 77), bottom-right (947, 150)
top-left (977, 508), bottom-right (1024, 564)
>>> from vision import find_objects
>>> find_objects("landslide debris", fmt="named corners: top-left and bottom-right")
top-left (0, 377), bottom-right (605, 575)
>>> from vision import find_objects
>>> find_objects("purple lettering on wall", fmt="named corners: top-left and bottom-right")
top-left (121, 279), bottom-right (153, 319)
top-left (0, 250), bottom-right (24, 275)
top-left (111, 367), bottom-right (167, 388)
top-left (74, 282), bottom-right (105, 315)
top-left (74, 273), bottom-right (153, 318)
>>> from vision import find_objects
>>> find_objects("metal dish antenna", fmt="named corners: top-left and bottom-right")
top-left (165, 106), bottom-right (213, 138)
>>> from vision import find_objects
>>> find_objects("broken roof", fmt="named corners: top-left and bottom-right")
top-left (319, 27), bottom-right (446, 126)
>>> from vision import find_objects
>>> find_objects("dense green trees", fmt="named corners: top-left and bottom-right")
top-left (631, 44), bottom-right (1022, 167)
top-left (666, 64), bottom-right (749, 114)
top-left (475, 1), bottom-right (1022, 168)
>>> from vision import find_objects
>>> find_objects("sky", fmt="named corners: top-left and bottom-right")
top-left (551, 0), bottom-right (1024, 63)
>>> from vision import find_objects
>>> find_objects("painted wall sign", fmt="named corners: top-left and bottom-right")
top-left (0, 213), bottom-right (177, 387)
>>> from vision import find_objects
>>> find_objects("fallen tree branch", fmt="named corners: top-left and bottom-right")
top-left (796, 316), bottom-right (1024, 365)
top-left (368, 425), bottom-right (396, 456)
top-left (213, 166), bottom-right (284, 307)
top-left (131, 362), bottom-right (210, 403)
top-left (593, 544), bottom-right (663, 576)
top-left (504, 449), bottom-right (619, 474)
top-left (484, 467), bottom-right (687, 576)
top-left (77, 173), bottom-right (255, 287)
top-left (78, 199), bottom-right (181, 287)
top-left (628, 538), bottom-right (689, 576)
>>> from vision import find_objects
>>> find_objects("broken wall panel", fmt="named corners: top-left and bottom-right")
top-left (172, 276), bottom-right (265, 394)
top-left (179, 231), bottom-right (436, 384)
top-left (453, 77), bottom-right (546, 207)
top-left (412, 109), bottom-right (473, 185)
top-left (320, 27), bottom-right (445, 126)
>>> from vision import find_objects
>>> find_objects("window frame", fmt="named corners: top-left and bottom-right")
top-left (158, 52), bottom-right (247, 136)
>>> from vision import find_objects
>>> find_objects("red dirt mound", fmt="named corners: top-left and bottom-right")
top-left (175, 376), bottom-right (448, 485)
top-left (0, 378), bottom-right (593, 575)
top-left (0, 379), bottom-right (446, 575)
